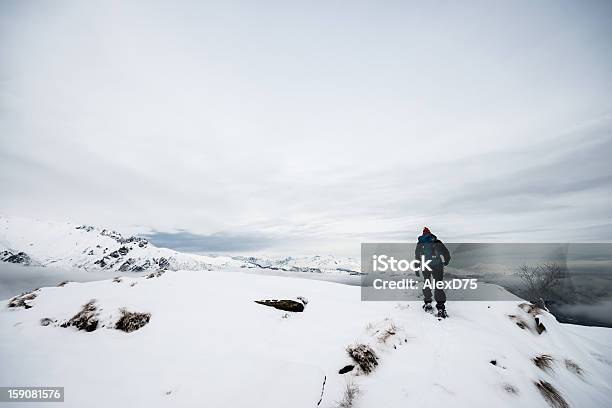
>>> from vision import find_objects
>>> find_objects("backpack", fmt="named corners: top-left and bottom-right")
top-left (419, 235), bottom-right (441, 266)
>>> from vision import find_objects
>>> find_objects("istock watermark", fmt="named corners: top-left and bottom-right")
top-left (371, 254), bottom-right (434, 273)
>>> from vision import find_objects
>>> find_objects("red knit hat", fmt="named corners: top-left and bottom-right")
top-left (422, 227), bottom-right (431, 235)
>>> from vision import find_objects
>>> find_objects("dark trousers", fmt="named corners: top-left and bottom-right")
top-left (422, 265), bottom-right (446, 309)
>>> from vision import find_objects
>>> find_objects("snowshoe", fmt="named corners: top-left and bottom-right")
top-left (437, 309), bottom-right (448, 319)
top-left (423, 303), bottom-right (434, 313)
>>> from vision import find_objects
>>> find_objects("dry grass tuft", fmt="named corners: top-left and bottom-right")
top-left (347, 344), bottom-right (378, 374)
top-left (61, 299), bottom-right (98, 332)
top-left (519, 302), bottom-right (543, 317)
top-left (533, 354), bottom-right (555, 371)
top-left (336, 381), bottom-right (359, 408)
top-left (8, 291), bottom-right (37, 309)
top-left (115, 308), bottom-right (151, 333)
top-left (564, 359), bottom-right (583, 376)
top-left (508, 314), bottom-right (528, 330)
top-left (378, 322), bottom-right (397, 343)
top-left (534, 380), bottom-right (569, 408)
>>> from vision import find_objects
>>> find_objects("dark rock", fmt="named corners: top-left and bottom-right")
top-left (131, 260), bottom-right (151, 272)
top-left (94, 257), bottom-right (108, 268)
top-left (118, 246), bottom-right (129, 256)
top-left (535, 317), bottom-right (547, 334)
top-left (146, 270), bottom-right (165, 279)
top-left (338, 365), bottom-right (355, 374)
top-left (156, 257), bottom-right (170, 270)
top-left (40, 317), bottom-right (53, 326)
top-left (254, 299), bottom-right (305, 312)
top-left (2, 251), bottom-right (33, 265)
top-left (118, 258), bottom-right (135, 272)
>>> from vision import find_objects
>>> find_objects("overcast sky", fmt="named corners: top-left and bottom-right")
top-left (1, 0), bottom-right (611, 256)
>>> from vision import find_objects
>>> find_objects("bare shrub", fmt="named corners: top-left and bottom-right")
top-left (347, 344), bottom-right (378, 374)
top-left (336, 381), bottom-right (359, 408)
top-left (115, 308), bottom-right (151, 332)
top-left (533, 354), bottom-right (555, 371)
top-left (564, 359), bottom-right (583, 376)
top-left (534, 380), bottom-right (569, 408)
top-left (8, 291), bottom-right (37, 309)
top-left (517, 263), bottom-right (563, 304)
top-left (61, 300), bottom-right (98, 332)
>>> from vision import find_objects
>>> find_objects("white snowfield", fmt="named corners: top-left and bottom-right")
top-left (1, 269), bottom-right (612, 408)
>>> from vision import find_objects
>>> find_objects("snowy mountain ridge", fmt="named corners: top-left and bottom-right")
top-left (0, 216), bottom-right (360, 275)
top-left (236, 254), bottom-right (362, 275)
top-left (0, 216), bottom-right (243, 272)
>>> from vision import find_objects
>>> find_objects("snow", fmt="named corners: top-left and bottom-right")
top-left (1, 215), bottom-right (612, 407)
top-left (1, 269), bottom-right (611, 408)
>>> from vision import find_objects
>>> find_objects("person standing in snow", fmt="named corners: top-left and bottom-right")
top-left (415, 227), bottom-right (451, 318)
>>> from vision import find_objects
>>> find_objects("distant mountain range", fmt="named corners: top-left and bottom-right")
top-left (0, 216), bottom-right (360, 275)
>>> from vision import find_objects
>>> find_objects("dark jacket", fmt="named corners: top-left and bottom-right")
top-left (415, 233), bottom-right (451, 268)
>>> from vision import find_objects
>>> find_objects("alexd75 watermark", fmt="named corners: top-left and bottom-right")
top-left (372, 278), bottom-right (478, 290)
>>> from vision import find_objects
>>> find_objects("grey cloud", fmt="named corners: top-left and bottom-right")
top-left (142, 230), bottom-right (277, 253)
top-left (1, 1), bottom-right (612, 255)
top-left (438, 126), bottom-right (612, 211)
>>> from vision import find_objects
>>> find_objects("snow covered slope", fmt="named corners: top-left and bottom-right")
top-left (0, 216), bottom-right (242, 272)
top-left (1, 269), bottom-right (611, 408)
